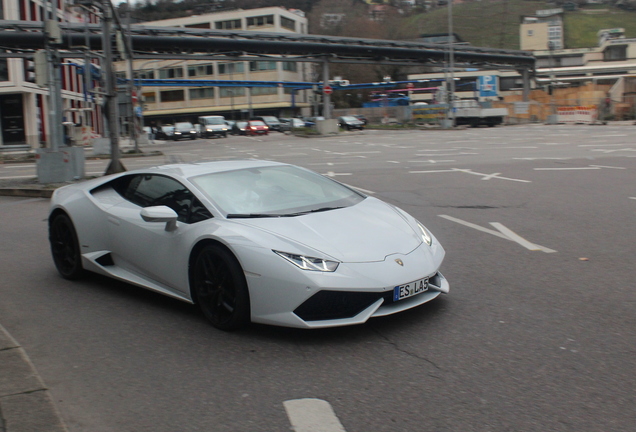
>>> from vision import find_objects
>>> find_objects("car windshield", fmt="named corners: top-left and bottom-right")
top-left (261, 116), bottom-right (278, 123)
top-left (162, 126), bottom-right (174, 132)
top-left (190, 165), bottom-right (365, 217)
top-left (341, 116), bottom-right (357, 121)
top-left (175, 123), bottom-right (193, 131)
top-left (249, 121), bottom-right (266, 126)
top-left (202, 118), bottom-right (225, 125)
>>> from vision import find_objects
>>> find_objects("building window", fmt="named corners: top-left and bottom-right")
top-left (0, 49), bottom-right (8, 81)
top-left (160, 90), bottom-right (184, 102)
top-left (281, 16), bottom-right (295, 31)
top-left (137, 70), bottom-right (155, 80)
top-left (218, 62), bottom-right (244, 74)
top-left (527, 30), bottom-right (534, 37)
top-left (215, 19), bottom-right (241, 30)
top-left (143, 92), bottom-right (156, 103)
top-left (282, 62), bottom-right (297, 72)
top-left (190, 87), bottom-right (215, 100)
top-left (249, 61), bottom-right (277, 72)
top-left (246, 15), bottom-right (274, 28)
top-left (158, 67), bottom-right (184, 79)
top-left (219, 87), bottom-right (245, 97)
top-left (185, 23), bottom-right (210, 29)
top-left (188, 64), bottom-right (214, 77)
top-left (251, 87), bottom-right (277, 96)
top-left (604, 45), bottom-right (627, 61)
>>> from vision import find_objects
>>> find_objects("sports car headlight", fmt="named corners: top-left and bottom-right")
top-left (417, 222), bottom-right (433, 246)
top-left (273, 251), bottom-right (339, 272)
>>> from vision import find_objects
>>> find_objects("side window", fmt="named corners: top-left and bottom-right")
top-left (115, 175), bottom-right (212, 224)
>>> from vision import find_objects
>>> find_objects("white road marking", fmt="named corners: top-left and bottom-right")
top-left (324, 171), bottom-right (352, 177)
top-left (439, 215), bottom-right (556, 253)
top-left (514, 157), bottom-right (570, 161)
top-left (578, 144), bottom-right (623, 147)
top-left (630, 197), bottom-right (636, 200)
top-left (0, 175), bottom-right (36, 180)
top-left (343, 183), bottom-right (375, 194)
top-left (591, 134), bottom-right (627, 138)
top-left (415, 152), bottom-right (478, 157)
top-left (409, 169), bottom-right (457, 174)
top-left (452, 168), bottom-right (531, 183)
top-left (408, 160), bottom-right (455, 164)
top-left (534, 167), bottom-right (600, 171)
top-left (1, 165), bottom-right (34, 169)
top-left (490, 223), bottom-right (557, 253)
top-left (590, 148), bottom-right (636, 153)
top-left (284, 399), bottom-right (347, 432)
top-left (438, 215), bottom-right (508, 239)
top-left (589, 165), bottom-right (625, 169)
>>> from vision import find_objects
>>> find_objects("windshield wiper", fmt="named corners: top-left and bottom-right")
top-left (226, 213), bottom-right (285, 218)
top-left (227, 207), bottom-right (345, 219)
top-left (284, 206), bottom-right (345, 216)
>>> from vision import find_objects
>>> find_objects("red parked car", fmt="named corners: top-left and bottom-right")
top-left (246, 120), bottom-right (269, 136)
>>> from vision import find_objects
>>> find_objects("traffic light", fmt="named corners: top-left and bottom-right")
top-left (33, 50), bottom-right (48, 88)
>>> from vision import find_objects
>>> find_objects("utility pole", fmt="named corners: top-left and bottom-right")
top-left (103, 0), bottom-right (125, 174)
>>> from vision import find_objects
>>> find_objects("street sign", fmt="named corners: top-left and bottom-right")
top-left (406, 82), bottom-right (414, 90)
top-left (323, 85), bottom-right (333, 95)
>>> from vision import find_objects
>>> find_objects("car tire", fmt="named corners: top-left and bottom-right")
top-left (192, 244), bottom-right (250, 331)
top-left (49, 213), bottom-right (85, 280)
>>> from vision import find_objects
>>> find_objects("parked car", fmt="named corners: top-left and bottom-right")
top-left (338, 116), bottom-right (365, 131)
top-left (280, 118), bottom-right (306, 131)
top-left (303, 116), bottom-right (324, 128)
top-left (173, 122), bottom-right (198, 140)
top-left (252, 116), bottom-right (281, 132)
top-left (156, 125), bottom-right (175, 140)
top-left (352, 114), bottom-right (368, 125)
top-left (231, 121), bottom-right (248, 135)
top-left (198, 116), bottom-right (229, 138)
top-left (246, 120), bottom-right (269, 136)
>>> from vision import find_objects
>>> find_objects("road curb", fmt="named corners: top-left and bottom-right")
top-left (0, 324), bottom-right (68, 432)
top-left (0, 188), bottom-right (54, 198)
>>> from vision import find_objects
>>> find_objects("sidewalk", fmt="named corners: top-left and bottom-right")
top-left (0, 325), bottom-right (67, 432)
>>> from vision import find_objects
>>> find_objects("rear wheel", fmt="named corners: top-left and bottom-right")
top-left (192, 244), bottom-right (250, 331)
top-left (49, 213), bottom-right (84, 280)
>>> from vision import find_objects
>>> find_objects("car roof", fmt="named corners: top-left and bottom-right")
top-left (131, 160), bottom-right (289, 179)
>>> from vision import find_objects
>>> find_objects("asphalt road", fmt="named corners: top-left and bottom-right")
top-left (1, 125), bottom-right (634, 432)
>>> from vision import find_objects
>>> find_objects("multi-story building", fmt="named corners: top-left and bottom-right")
top-left (0, 0), bottom-right (99, 149)
top-left (520, 8), bottom-right (564, 51)
top-left (126, 7), bottom-right (310, 125)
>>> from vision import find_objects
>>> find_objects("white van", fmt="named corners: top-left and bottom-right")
top-left (198, 115), bottom-right (229, 138)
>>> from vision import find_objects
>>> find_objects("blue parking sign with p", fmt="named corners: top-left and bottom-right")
top-left (479, 76), bottom-right (498, 97)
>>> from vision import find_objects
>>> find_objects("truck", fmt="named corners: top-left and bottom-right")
top-left (451, 99), bottom-right (508, 127)
top-left (412, 100), bottom-right (508, 127)
top-left (198, 115), bottom-right (229, 138)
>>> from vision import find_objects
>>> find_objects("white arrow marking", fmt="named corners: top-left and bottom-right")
top-left (490, 223), bottom-right (557, 253)
top-left (284, 399), bottom-right (347, 432)
top-left (439, 215), bottom-right (556, 253)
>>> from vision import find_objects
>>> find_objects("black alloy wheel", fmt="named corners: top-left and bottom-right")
top-left (49, 213), bottom-right (84, 280)
top-left (192, 244), bottom-right (250, 331)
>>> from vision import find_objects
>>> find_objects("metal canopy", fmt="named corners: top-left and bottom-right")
top-left (0, 20), bottom-right (535, 70)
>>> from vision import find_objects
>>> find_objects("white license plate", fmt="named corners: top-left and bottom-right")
top-left (393, 277), bottom-right (429, 302)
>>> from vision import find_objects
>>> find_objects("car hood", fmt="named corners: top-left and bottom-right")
top-left (232, 198), bottom-right (423, 263)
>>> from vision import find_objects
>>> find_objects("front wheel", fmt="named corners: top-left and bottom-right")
top-left (192, 244), bottom-right (250, 331)
top-left (49, 213), bottom-right (84, 280)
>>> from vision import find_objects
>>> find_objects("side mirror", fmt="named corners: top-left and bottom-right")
top-left (140, 206), bottom-right (178, 231)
